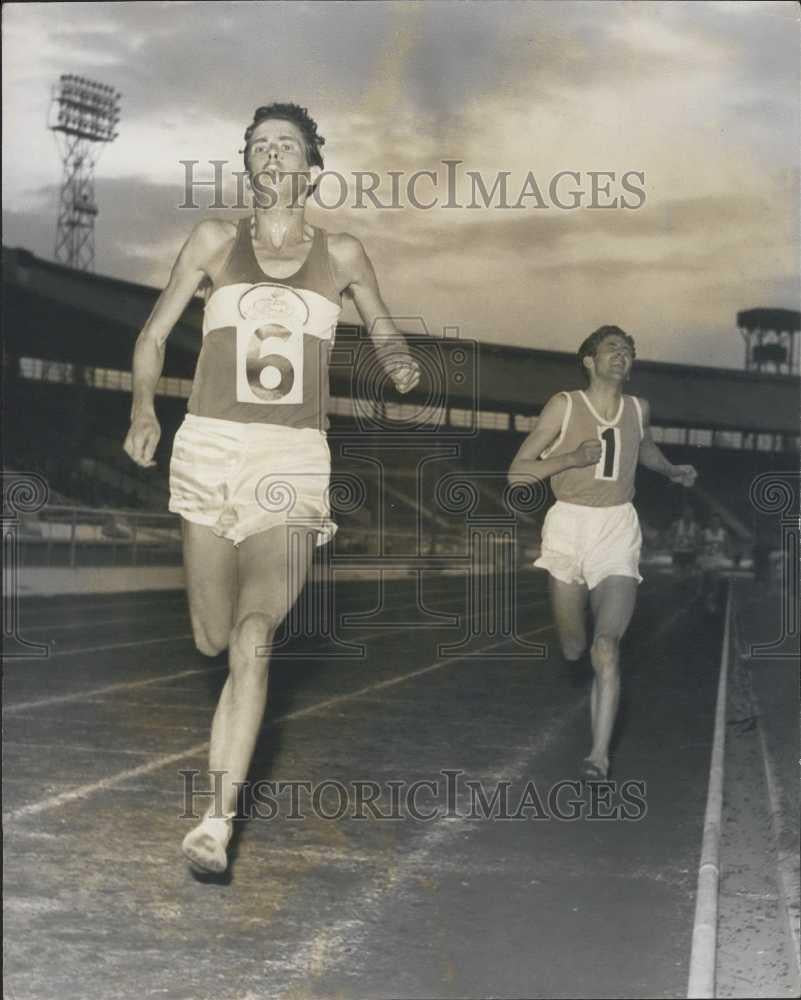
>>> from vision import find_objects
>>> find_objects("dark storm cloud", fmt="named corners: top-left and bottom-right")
top-left (34, 2), bottom-right (395, 123)
top-left (4, 1), bottom-right (798, 368)
top-left (32, 0), bottom-right (741, 129)
top-left (3, 174), bottom-right (210, 286)
top-left (397, 0), bottom-right (732, 117)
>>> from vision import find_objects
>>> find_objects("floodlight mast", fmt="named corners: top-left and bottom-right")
top-left (48, 74), bottom-right (122, 271)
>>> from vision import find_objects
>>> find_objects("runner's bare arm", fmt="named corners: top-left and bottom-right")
top-left (508, 394), bottom-right (602, 486)
top-left (124, 221), bottom-right (230, 467)
top-left (637, 398), bottom-right (697, 487)
top-left (329, 233), bottom-right (421, 394)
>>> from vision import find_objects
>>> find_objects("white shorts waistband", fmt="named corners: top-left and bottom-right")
top-left (182, 413), bottom-right (326, 442)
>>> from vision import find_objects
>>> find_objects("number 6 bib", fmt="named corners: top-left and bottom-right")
top-left (235, 284), bottom-right (309, 405)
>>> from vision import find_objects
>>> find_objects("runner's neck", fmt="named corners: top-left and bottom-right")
top-left (251, 206), bottom-right (307, 251)
top-left (584, 382), bottom-right (623, 421)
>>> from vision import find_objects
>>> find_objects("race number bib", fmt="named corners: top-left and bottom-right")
top-left (594, 425), bottom-right (621, 481)
top-left (235, 284), bottom-right (309, 405)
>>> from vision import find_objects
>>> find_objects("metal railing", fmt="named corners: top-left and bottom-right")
top-left (17, 503), bottom-right (470, 569)
top-left (19, 504), bottom-right (183, 568)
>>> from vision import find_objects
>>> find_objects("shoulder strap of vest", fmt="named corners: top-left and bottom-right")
top-left (541, 391), bottom-right (573, 459)
top-left (630, 396), bottom-right (645, 439)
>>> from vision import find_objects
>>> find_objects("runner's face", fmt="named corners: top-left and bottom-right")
top-left (247, 119), bottom-right (310, 199)
top-left (591, 335), bottom-right (634, 381)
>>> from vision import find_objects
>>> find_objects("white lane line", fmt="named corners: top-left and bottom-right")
top-left (2, 633), bottom-right (196, 666)
top-left (4, 743), bottom-right (211, 822)
top-left (14, 575), bottom-right (547, 657)
top-left (5, 624), bottom-right (553, 822)
top-left (5, 574), bottom-right (544, 669)
top-left (19, 574), bottom-right (478, 630)
top-left (268, 592), bottom-right (696, 994)
top-left (266, 694), bottom-right (586, 995)
top-left (3, 596), bottom-right (548, 714)
top-left (3, 668), bottom-right (223, 716)
top-left (687, 585), bottom-right (732, 999)
top-left (49, 633), bottom-right (196, 657)
top-left (732, 604), bottom-right (801, 980)
top-left (22, 586), bottom-right (451, 633)
top-left (3, 740), bottom-right (166, 757)
top-left (46, 584), bottom-right (543, 657)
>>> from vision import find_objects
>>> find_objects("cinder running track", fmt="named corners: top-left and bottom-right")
top-left (4, 572), bottom-right (722, 1000)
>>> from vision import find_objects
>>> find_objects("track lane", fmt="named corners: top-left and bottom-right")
top-left (3, 575), bottom-right (721, 1000)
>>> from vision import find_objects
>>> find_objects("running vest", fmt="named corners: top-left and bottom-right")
top-left (542, 390), bottom-right (644, 506)
top-left (187, 220), bottom-right (342, 429)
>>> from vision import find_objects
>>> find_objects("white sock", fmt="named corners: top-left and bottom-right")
top-left (197, 809), bottom-right (235, 847)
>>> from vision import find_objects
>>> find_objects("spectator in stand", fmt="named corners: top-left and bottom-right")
top-left (670, 505), bottom-right (701, 593)
top-left (698, 513), bottom-right (731, 614)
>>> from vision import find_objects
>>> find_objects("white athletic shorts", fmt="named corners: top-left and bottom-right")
top-left (168, 414), bottom-right (336, 547)
top-left (534, 500), bottom-right (643, 590)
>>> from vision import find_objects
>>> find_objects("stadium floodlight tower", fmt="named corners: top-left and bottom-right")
top-left (737, 307), bottom-right (801, 375)
top-left (48, 74), bottom-right (121, 271)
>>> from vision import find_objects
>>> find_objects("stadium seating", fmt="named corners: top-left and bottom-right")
top-left (4, 354), bottom-right (794, 567)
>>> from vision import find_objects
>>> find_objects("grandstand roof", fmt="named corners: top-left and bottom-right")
top-left (3, 246), bottom-right (202, 370)
top-left (737, 307), bottom-right (801, 333)
top-left (4, 246), bottom-right (799, 436)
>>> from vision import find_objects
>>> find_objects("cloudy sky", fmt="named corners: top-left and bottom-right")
top-left (3, 0), bottom-right (799, 368)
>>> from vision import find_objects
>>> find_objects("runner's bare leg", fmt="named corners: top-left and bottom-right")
top-left (586, 575), bottom-right (638, 775)
top-left (208, 524), bottom-right (315, 814)
top-left (547, 576), bottom-right (589, 662)
top-left (180, 522), bottom-right (315, 871)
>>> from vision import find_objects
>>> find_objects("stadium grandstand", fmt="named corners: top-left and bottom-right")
top-left (3, 244), bottom-right (799, 580)
top-left (4, 247), bottom-right (800, 1000)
